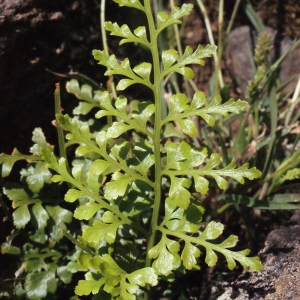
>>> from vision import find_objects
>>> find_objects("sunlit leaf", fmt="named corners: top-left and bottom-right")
top-left (148, 236), bottom-right (179, 275)
top-left (163, 123), bottom-right (185, 138)
top-left (190, 91), bottom-right (206, 110)
top-left (115, 95), bottom-right (128, 114)
top-left (82, 217), bottom-right (123, 245)
top-left (194, 175), bottom-right (209, 194)
top-left (167, 93), bottom-right (190, 117)
top-left (169, 176), bottom-right (191, 208)
top-left (25, 270), bottom-right (56, 299)
top-left (57, 266), bottom-right (73, 284)
top-left (116, 79), bottom-right (136, 91)
top-left (160, 45), bottom-right (216, 80)
top-left (89, 160), bottom-right (114, 176)
top-left (105, 22), bottom-right (140, 45)
top-left (113, 0), bottom-right (145, 12)
top-left (32, 203), bottom-right (49, 229)
top-left (162, 49), bottom-right (179, 70)
top-left (219, 235), bottom-right (238, 249)
top-left (75, 273), bottom-right (105, 296)
top-left (93, 51), bottom-right (152, 90)
top-left (177, 118), bottom-right (197, 138)
top-left (65, 189), bottom-right (84, 203)
top-left (30, 127), bottom-right (54, 155)
top-left (111, 139), bottom-right (131, 162)
top-left (165, 141), bottom-right (190, 170)
top-left (133, 62), bottom-right (152, 82)
top-left (200, 221), bottom-right (224, 240)
top-left (66, 79), bottom-right (103, 114)
top-left (3, 187), bottom-right (36, 208)
top-left (20, 162), bottom-right (52, 193)
top-left (131, 102), bottom-right (155, 130)
top-left (46, 206), bottom-right (73, 241)
top-left (104, 172), bottom-right (133, 200)
top-left (46, 206), bottom-right (72, 225)
top-left (73, 102), bottom-right (96, 115)
top-left (205, 248), bottom-right (218, 267)
top-left (176, 67), bottom-right (194, 79)
top-left (233, 252), bottom-right (263, 271)
top-left (134, 26), bottom-right (148, 44)
top-left (127, 268), bottom-right (158, 287)
top-left (157, 4), bottom-right (194, 33)
top-left (74, 203), bottom-right (103, 220)
top-left (181, 241), bottom-right (200, 269)
top-left (0, 149), bottom-right (42, 177)
top-left (107, 122), bottom-right (134, 138)
top-left (180, 44), bottom-right (216, 66)
top-left (13, 205), bottom-right (31, 229)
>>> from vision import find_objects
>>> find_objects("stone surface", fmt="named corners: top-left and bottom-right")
top-left (280, 38), bottom-right (300, 92)
top-left (216, 211), bottom-right (300, 300)
top-left (225, 26), bottom-right (254, 95)
top-left (226, 26), bottom-right (300, 96)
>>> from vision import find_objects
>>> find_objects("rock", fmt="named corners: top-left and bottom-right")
top-left (279, 38), bottom-right (300, 92)
top-left (225, 26), bottom-right (254, 95)
top-left (226, 26), bottom-right (300, 96)
top-left (217, 212), bottom-right (300, 300)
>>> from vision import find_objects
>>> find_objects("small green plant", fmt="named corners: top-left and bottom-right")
top-left (0, 1), bottom-right (263, 299)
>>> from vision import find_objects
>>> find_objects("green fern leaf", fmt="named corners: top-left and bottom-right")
top-left (160, 45), bottom-right (216, 80)
top-left (66, 79), bottom-right (102, 115)
top-left (162, 92), bottom-right (248, 133)
top-left (93, 51), bottom-right (153, 90)
top-left (0, 149), bottom-right (43, 177)
top-left (157, 4), bottom-right (194, 33)
top-left (74, 203), bottom-right (103, 220)
top-left (82, 213), bottom-right (124, 245)
top-left (105, 22), bottom-right (150, 47)
top-left (75, 273), bottom-right (105, 296)
top-left (148, 235), bottom-right (180, 275)
top-left (113, 0), bottom-right (145, 11)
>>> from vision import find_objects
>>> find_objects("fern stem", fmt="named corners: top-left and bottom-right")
top-left (144, 0), bottom-right (162, 271)
top-left (100, 0), bottom-right (115, 127)
top-left (54, 83), bottom-right (71, 175)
